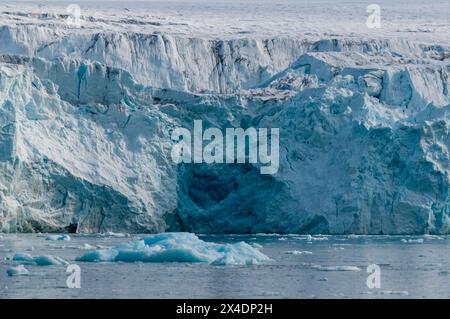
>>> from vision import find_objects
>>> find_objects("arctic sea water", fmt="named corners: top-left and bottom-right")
top-left (1, 233), bottom-right (450, 298)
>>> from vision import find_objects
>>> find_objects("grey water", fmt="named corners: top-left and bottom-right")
top-left (1, 234), bottom-right (450, 298)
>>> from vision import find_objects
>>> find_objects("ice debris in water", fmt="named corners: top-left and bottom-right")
top-left (12, 253), bottom-right (68, 266)
top-left (401, 238), bottom-right (424, 244)
top-left (423, 235), bottom-right (444, 240)
top-left (45, 234), bottom-right (71, 241)
top-left (76, 232), bottom-right (271, 265)
top-left (284, 250), bottom-right (313, 255)
top-left (7, 265), bottom-right (29, 276)
top-left (79, 243), bottom-right (96, 250)
top-left (99, 232), bottom-right (129, 238)
top-left (294, 235), bottom-right (329, 241)
top-left (311, 265), bottom-right (361, 271)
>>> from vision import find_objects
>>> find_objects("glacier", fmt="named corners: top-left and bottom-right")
top-left (0, 1), bottom-right (450, 234)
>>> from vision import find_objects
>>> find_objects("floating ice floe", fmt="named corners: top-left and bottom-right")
top-left (294, 235), bottom-right (329, 241)
top-left (7, 265), bottom-right (29, 276)
top-left (79, 243), bottom-right (97, 250)
top-left (45, 234), bottom-right (71, 241)
top-left (12, 253), bottom-right (68, 266)
top-left (99, 232), bottom-right (129, 238)
top-left (401, 238), bottom-right (424, 244)
top-left (284, 250), bottom-right (312, 255)
top-left (76, 232), bottom-right (271, 265)
top-left (347, 235), bottom-right (363, 239)
top-left (311, 265), bottom-right (361, 271)
top-left (423, 235), bottom-right (445, 240)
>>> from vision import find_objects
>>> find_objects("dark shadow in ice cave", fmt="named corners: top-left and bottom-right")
top-left (167, 163), bottom-right (328, 234)
top-left (168, 163), bottom-right (275, 233)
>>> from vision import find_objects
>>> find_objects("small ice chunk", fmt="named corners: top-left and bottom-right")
top-left (7, 265), bottom-right (29, 277)
top-left (311, 236), bottom-right (328, 241)
top-left (34, 255), bottom-right (68, 266)
top-left (79, 243), bottom-right (96, 250)
top-left (423, 235), bottom-right (444, 240)
top-left (100, 232), bottom-right (129, 238)
top-left (45, 234), bottom-right (71, 241)
top-left (401, 238), bottom-right (424, 244)
top-left (77, 232), bottom-right (271, 266)
top-left (12, 253), bottom-right (67, 266)
top-left (284, 250), bottom-right (313, 255)
top-left (77, 249), bottom-right (119, 262)
top-left (312, 265), bottom-right (361, 271)
top-left (12, 253), bottom-right (35, 264)
top-left (296, 235), bottom-right (328, 241)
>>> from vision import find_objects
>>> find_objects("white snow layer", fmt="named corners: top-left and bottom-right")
top-left (76, 232), bottom-right (271, 265)
top-left (0, 2), bottom-right (449, 234)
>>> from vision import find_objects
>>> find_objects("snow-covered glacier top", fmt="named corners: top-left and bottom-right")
top-left (1, 0), bottom-right (450, 42)
top-left (0, 1), bottom-right (449, 234)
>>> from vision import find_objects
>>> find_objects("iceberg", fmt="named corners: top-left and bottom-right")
top-left (76, 232), bottom-right (271, 265)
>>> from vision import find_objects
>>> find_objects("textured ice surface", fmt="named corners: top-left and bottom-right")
top-left (76, 232), bottom-right (271, 265)
top-left (12, 253), bottom-right (68, 266)
top-left (6, 264), bottom-right (29, 276)
top-left (0, 1), bottom-right (449, 234)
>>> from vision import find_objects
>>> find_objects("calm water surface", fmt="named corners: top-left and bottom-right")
top-left (1, 234), bottom-right (449, 298)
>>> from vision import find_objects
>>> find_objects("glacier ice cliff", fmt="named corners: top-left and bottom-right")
top-left (0, 4), bottom-right (450, 234)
